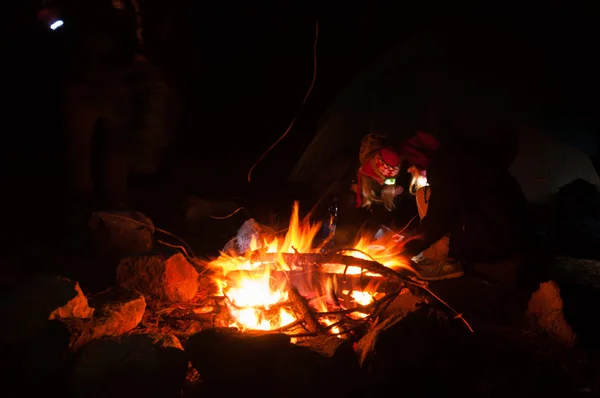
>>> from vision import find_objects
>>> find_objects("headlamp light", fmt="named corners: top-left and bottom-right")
top-left (49, 19), bottom-right (64, 30)
top-left (37, 3), bottom-right (64, 31)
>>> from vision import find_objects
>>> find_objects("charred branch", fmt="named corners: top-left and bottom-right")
top-left (248, 251), bottom-right (414, 280)
top-left (288, 285), bottom-right (322, 333)
top-left (218, 250), bottom-right (472, 335)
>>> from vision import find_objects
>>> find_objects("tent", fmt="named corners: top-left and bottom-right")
top-left (289, 24), bottom-right (600, 204)
top-left (510, 129), bottom-right (600, 204)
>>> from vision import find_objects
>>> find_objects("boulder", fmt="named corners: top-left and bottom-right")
top-left (0, 275), bottom-right (94, 394)
top-left (0, 275), bottom-right (94, 345)
top-left (63, 289), bottom-right (147, 351)
top-left (355, 306), bottom-right (470, 397)
top-left (71, 333), bottom-right (188, 398)
top-left (186, 328), bottom-right (362, 397)
top-left (89, 211), bottom-right (154, 256)
top-left (0, 278), bottom-right (149, 395)
top-left (222, 218), bottom-right (276, 255)
top-left (117, 253), bottom-right (199, 302)
top-left (380, 287), bottom-right (424, 319)
top-left (526, 280), bottom-right (577, 347)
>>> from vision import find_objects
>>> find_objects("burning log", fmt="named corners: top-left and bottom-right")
top-left (218, 267), bottom-right (413, 336)
top-left (288, 285), bottom-right (322, 332)
top-left (331, 272), bottom-right (401, 291)
top-left (249, 251), bottom-right (414, 279)
top-left (116, 253), bottom-right (199, 302)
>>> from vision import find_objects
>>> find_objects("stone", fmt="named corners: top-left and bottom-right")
top-left (63, 289), bottom-right (147, 351)
top-left (0, 275), bottom-right (94, 394)
top-left (380, 287), bottom-right (424, 319)
top-left (71, 333), bottom-right (188, 398)
top-left (186, 328), bottom-right (362, 397)
top-left (89, 211), bottom-right (154, 256)
top-left (0, 275), bottom-right (94, 345)
top-left (117, 253), bottom-right (199, 302)
top-left (355, 306), bottom-right (468, 397)
top-left (222, 218), bottom-right (276, 255)
top-left (526, 280), bottom-right (577, 347)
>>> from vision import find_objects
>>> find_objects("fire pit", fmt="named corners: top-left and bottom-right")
top-left (206, 202), bottom-right (416, 337)
top-left (1, 201), bottom-right (473, 397)
top-left (110, 201), bottom-right (472, 396)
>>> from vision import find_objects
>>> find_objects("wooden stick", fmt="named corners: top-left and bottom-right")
top-left (248, 251), bottom-right (414, 280)
top-left (288, 285), bottom-right (322, 333)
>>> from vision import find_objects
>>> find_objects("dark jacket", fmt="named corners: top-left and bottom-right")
top-left (403, 137), bottom-right (530, 263)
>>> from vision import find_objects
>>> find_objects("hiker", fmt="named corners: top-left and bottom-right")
top-left (340, 127), bottom-right (530, 283)
top-left (324, 132), bottom-right (428, 246)
top-left (52, 0), bottom-right (177, 226)
top-left (400, 132), bottom-right (530, 282)
top-left (353, 132), bottom-right (405, 212)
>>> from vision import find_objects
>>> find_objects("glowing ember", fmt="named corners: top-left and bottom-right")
top-left (208, 202), bottom-right (414, 332)
top-left (347, 290), bottom-right (375, 306)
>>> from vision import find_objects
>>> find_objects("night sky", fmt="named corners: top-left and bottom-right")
top-left (1, 1), bottom-right (598, 236)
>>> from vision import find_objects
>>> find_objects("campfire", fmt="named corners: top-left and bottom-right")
top-left (2, 201), bottom-right (476, 397)
top-left (206, 202), bottom-right (418, 337)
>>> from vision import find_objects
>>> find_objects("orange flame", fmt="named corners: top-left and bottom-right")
top-left (208, 202), bottom-right (413, 332)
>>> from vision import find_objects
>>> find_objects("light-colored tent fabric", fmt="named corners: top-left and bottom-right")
top-left (510, 129), bottom-right (600, 204)
top-left (290, 24), bottom-right (551, 185)
top-left (289, 23), bottom-right (600, 205)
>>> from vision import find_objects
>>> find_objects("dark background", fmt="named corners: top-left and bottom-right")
top-left (1, 1), bottom-right (598, 247)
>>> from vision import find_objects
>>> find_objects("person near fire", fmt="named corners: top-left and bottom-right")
top-left (38, 0), bottom-right (178, 244)
top-left (352, 129), bottom-right (530, 282)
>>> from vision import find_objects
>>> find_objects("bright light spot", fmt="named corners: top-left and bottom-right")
top-left (384, 178), bottom-right (396, 185)
top-left (50, 20), bottom-right (64, 30)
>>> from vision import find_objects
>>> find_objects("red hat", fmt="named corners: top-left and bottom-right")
top-left (356, 147), bottom-right (401, 208)
top-left (398, 131), bottom-right (439, 171)
top-left (359, 147), bottom-right (401, 185)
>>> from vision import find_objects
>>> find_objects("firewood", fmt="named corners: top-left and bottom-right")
top-left (287, 285), bottom-right (322, 333)
top-left (249, 251), bottom-right (413, 280)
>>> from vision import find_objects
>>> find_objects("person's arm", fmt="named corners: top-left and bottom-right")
top-left (403, 151), bottom-right (462, 256)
